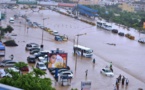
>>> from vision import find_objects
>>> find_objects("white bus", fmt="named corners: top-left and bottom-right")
top-left (73, 45), bottom-right (93, 58)
top-left (96, 21), bottom-right (105, 28)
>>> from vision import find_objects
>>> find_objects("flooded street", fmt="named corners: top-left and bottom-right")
top-left (1, 6), bottom-right (145, 90)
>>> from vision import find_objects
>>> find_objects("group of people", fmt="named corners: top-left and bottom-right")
top-left (115, 74), bottom-right (129, 90)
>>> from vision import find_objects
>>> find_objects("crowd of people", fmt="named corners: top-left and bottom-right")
top-left (114, 75), bottom-right (129, 90)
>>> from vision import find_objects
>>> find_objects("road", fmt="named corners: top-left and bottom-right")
top-left (1, 5), bottom-right (145, 90)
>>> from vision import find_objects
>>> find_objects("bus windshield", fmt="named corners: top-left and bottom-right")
top-left (85, 50), bottom-right (93, 54)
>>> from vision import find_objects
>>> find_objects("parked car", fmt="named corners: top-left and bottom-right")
top-left (0, 67), bottom-right (20, 78)
top-left (0, 61), bottom-right (17, 67)
top-left (51, 69), bottom-right (69, 75)
top-left (58, 70), bottom-right (73, 78)
top-left (30, 47), bottom-right (40, 52)
top-left (112, 29), bottom-right (118, 34)
top-left (36, 62), bottom-right (47, 70)
top-left (55, 35), bottom-right (63, 41)
top-left (34, 50), bottom-right (50, 58)
top-left (27, 55), bottom-right (36, 63)
top-left (100, 68), bottom-right (114, 77)
top-left (118, 32), bottom-right (124, 36)
top-left (30, 49), bottom-right (40, 54)
top-left (25, 43), bottom-right (39, 51)
top-left (138, 38), bottom-right (145, 44)
top-left (0, 60), bottom-right (12, 64)
top-left (38, 56), bottom-right (47, 64)
top-left (50, 31), bottom-right (59, 36)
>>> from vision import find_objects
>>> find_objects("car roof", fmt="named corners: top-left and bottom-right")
top-left (27, 43), bottom-right (38, 45)
top-left (28, 55), bottom-right (35, 58)
top-left (60, 70), bottom-right (72, 74)
top-left (37, 62), bottom-right (44, 64)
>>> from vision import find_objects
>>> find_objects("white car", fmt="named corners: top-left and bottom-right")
top-left (58, 70), bottom-right (73, 78)
top-left (0, 67), bottom-right (20, 78)
top-left (36, 62), bottom-right (47, 70)
top-left (138, 38), bottom-right (145, 44)
top-left (100, 68), bottom-right (114, 77)
top-left (38, 56), bottom-right (47, 64)
top-left (0, 61), bottom-right (17, 67)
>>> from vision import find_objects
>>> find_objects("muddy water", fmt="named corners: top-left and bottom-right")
top-left (1, 6), bottom-right (145, 90)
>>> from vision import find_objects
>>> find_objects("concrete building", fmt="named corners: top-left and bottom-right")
top-left (118, 3), bottom-right (135, 12)
top-left (132, 1), bottom-right (145, 11)
top-left (71, 0), bottom-right (99, 5)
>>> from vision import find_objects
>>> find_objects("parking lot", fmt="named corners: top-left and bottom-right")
top-left (0, 4), bottom-right (145, 90)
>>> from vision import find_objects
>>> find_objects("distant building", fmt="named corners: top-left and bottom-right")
top-left (118, 3), bottom-right (135, 12)
top-left (131, 1), bottom-right (145, 11)
top-left (71, 0), bottom-right (99, 5)
top-left (98, 0), bottom-right (119, 6)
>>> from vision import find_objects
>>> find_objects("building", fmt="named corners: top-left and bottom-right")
top-left (70, 0), bottom-right (99, 5)
top-left (131, 1), bottom-right (145, 11)
top-left (118, 3), bottom-right (135, 12)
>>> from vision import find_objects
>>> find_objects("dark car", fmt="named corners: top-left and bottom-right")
top-left (30, 49), bottom-right (40, 54)
top-left (112, 29), bottom-right (118, 34)
top-left (27, 55), bottom-right (36, 63)
top-left (118, 32), bottom-right (124, 36)
top-left (0, 60), bottom-right (12, 64)
top-left (55, 35), bottom-right (63, 41)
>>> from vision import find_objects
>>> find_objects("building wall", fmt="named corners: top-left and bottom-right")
top-left (71, 0), bottom-right (99, 5)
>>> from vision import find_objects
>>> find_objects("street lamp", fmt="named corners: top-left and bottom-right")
top-left (41, 17), bottom-right (48, 49)
top-left (75, 33), bottom-right (86, 71)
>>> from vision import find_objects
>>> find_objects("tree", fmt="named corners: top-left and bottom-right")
top-left (32, 67), bottom-right (46, 77)
top-left (0, 25), bottom-right (14, 41)
top-left (0, 67), bottom-right (55, 90)
top-left (14, 62), bottom-right (28, 70)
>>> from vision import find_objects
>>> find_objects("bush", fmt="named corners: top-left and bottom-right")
top-left (3, 40), bottom-right (18, 46)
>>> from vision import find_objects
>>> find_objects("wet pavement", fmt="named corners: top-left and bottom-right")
top-left (0, 5), bottom-right (145, 90)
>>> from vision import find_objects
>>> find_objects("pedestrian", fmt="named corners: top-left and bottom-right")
top-left (116, 82), bottom-right (119, 90)
top-left (110, 66), bottom-right (113, 72)
top-left (93, 58), bottom-right (95, 64)
top-left (116, 78), bottom-right (119, 85)
top-left (122, 76), bottom-right (125, 85)
top-left (85, 70), bottom-right (88, 77)
top-left (10, 54), bottom-right (14, 60)
top-left (118, 74), bottom-right (122, 82)
top-left (110, 62), bottom-right (112, 69)
top-left (126, 78), bottom-right (129, 86)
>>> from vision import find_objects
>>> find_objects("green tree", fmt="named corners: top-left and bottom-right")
top-left (0, 67), bottom-right (55, 90)
top-left (14, 62), bottom-right (28, 71)
top-left (0, 25), bottom-right (14, 41)
top-left (32, 67), bottom-right (46, 77)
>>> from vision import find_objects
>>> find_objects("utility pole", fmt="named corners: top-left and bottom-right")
top-left (75, 33), bottom-right (86, 71)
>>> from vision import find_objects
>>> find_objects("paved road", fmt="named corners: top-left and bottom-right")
top-left (1, 5), bottom-right (145, 90)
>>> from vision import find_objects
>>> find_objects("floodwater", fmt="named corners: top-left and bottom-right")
top-left (0, 5), bottom-right (145, 90)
